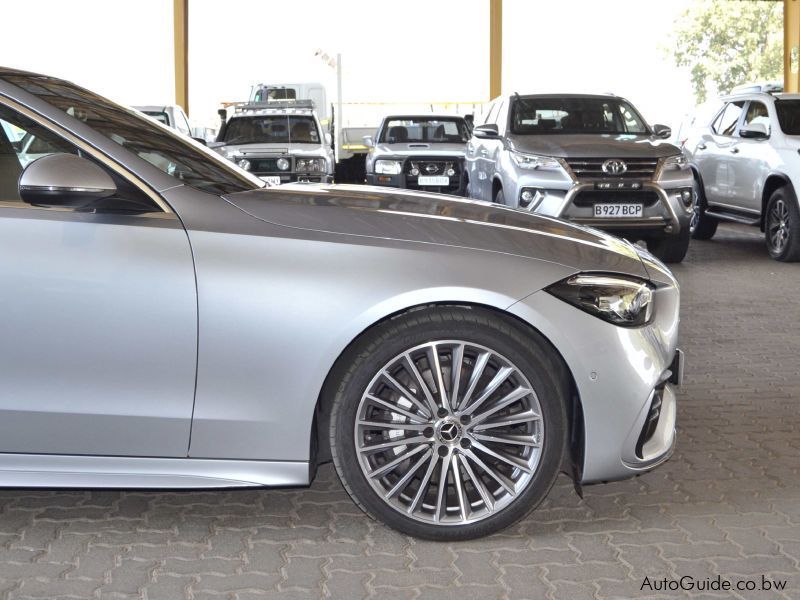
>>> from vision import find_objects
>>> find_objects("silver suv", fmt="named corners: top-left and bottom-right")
top-left (683, 91), bottom-right (800, 262)
top-left (465, 94), bottom-right (694, 263)
top-left (212, 100), bottom-right (333, 186)
top-left (365, 115), bottom-right (470, 195)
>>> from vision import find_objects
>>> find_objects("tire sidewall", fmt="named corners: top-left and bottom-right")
top-left (330, 309), bottom-right (568, 541)
top-left (766, 188), bottom-right (798, 260)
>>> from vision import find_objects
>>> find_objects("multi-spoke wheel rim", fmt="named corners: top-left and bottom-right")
top-left (354, 341), bottom-right (544, 526)
top-left (689, 183), bottom-right (701, 233)
top-left (768, 198), bottom-right (790, 254)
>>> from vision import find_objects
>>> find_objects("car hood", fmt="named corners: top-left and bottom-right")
top-left (508, 133), bottom-right (681, 158)
top-left (373, 142), bottom-right (467, 157)
top-left (224, 183), bottom-right (649, 277)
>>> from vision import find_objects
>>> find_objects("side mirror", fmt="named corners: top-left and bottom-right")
top-left (324, 131), bottom-right (332, 145)
top-left (19, 153), bottom-right (116, 208)
top-left (652, 124), bottom-right (672, 139)
top-left (739, 122), bottom-right (770, 139)
top-left (473, 124), bottom-right (500, 139)
top-left (362, 135), bottom-right (374, 147)
top-left (191, 136), bottom-right (208, 146)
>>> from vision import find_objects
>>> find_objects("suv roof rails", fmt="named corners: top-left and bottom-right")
top-left (234, 99), bottom-right (316, 113)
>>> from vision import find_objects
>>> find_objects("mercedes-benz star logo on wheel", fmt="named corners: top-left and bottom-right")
top-left (439, 422), bottom-right (458, 442)
top-left (601, 159), bottom-right (627, 175)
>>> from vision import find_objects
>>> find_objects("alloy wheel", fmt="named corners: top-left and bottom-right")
top-left (768, 198), bottom-right (791, 254)
top-left (354, 341), bottom-right (544, 526)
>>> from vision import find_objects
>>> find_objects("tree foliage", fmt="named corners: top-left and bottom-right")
top-left (670, 0), bottom-right (783, 102)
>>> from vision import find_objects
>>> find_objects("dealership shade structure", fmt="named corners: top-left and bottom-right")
top-left (171, 0), bottom-right (796, 114)
top-left (170, 0), bottom-right (504, 116)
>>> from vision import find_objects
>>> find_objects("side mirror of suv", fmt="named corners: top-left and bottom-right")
top-left (739, 122), bottom-right (770, 139)
top-left (652, 124), bottom-right (672, 139)
top-left (473, 124), bottom-right (500, 139)
top-left (362, 135), bottom-right (374, 148)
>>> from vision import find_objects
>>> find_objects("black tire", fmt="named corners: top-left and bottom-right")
top-left (690, 176), bottom-right (718, 240)
top-left (647, 227), bottom-right (691, 264)
top-left (765, 186), bottom-right (800, 262)
top-left (494, 187), bottom-right (505, 205)
top-left (329, 306), bottom-right (568, 541)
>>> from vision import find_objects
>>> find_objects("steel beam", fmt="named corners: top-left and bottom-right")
top-left (489, 0), bottom-right (502, 100)
top-left (174, 0), bottom-right (189, 114)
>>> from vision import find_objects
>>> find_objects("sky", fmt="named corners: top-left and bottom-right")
top-left (3, 0), bottom-right (694, 130)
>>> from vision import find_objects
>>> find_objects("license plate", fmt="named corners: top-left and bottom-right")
top-left (418, 176), bottom-right (449, 186)
top-left (261, 176), bottom-right (281, 186)
top-left (593, 203), bottom-right (643, 218)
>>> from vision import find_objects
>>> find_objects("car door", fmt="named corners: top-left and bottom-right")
top-left (698, 101), bottom-right (746, 206)
top-left (728, 100), bottom-right (773, 212)
top-left (0, 102), bottom-right (198, 457)
top-left (484, 100), bottom-right (508, 201)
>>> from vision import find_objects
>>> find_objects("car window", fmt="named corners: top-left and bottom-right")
top-left (742, 101), bottom-right (771, 130)
top-left (175, 109), bottom-right (191, 136)
top-left (378, 117), bottom-right (469, 143)
top-left (483, 102), bottom-right (498, 126)
top-left (141, 111), bottom-right (169, 126)
top-left (0, 107), bottom-right (77, 206)
top-left (775, 99), bottom-right (800, 135)
top-left (509, 97), bottom-right (648, 135)
top-left (3, 74), bottom-right (262, 194)
top-left (223, 115), bottom-right (321, 144)
top-left (712, 101), bottom-right (745, 136)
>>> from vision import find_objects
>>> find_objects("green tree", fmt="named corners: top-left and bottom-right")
top-left (670, 0), bottom-right (783, 102)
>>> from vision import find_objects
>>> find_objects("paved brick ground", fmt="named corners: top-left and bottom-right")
top-left (1, 223), bottom-right (799, 599)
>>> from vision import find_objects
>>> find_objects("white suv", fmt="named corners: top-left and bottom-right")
top-left (683, 92), bottom-right (800, 261)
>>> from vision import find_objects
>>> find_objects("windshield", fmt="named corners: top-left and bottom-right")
top-left (510, 97), bottom-right (649, 135)
top-left (141, 110), bottom-right (169, 126)
top-left (223, 115), bottom-right (320, 145)
top-left (775, 99), bottom-right (800, 135)
top-left (379, 117), bottom-right (469, 143)
top-left (3, 74), bottom-right (262, 194)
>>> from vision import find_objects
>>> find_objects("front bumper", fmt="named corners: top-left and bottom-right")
top-left (508, 272), bottom-right (681, 484)
top-left (506, 168), bottom-right (694, 237)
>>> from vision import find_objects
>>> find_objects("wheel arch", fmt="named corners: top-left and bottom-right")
top-left (761, 173), bottom-right (793, 231)
top-left (491, 176), bottom-right (504, 201)
top-left (309, 301), bottom-right (584, 486)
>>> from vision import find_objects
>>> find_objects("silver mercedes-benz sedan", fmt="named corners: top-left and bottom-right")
top-left (0, 67), bottom-right (682, 541)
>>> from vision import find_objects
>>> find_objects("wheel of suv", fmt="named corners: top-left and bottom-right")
top-left (765, 186), bottom-right (800, 262)
top-left (329, 306), bottom-right (568, 541)
top-left (647, 227), bottom-right (691, 264)
top-left (689, 176), bottom-right (718, 240)
top-left (494, 188), bottom-right (506, 205)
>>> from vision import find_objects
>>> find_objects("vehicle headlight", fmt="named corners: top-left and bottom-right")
top-left (662, 154), bottom-right (689, 171)
top-left (510, 151), bottom-right (562, 170)
top-left (277, 157), bottom-right (290, 171)
top-left (237, 158), bottom-right (251, 171)
top-left (375, 159), bottom-right (403, 175)
top-left (546, 273), bottom-right (654, 327)
top-left (296, 158), bottom-right (325, 172)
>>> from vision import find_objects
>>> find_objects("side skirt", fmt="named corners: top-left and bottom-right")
top-left (0, 454), bottom-right (310, 489)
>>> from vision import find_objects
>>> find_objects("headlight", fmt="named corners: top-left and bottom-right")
top-left (296, 158), bottom-right (325, 172)
top-left (236, 158), bottom-right (251, 171)
top-left (546, 273), bottom-right (654, 327)
top-left (375, 159), bottom-right (403, 175)
top-left (509, 151), bottom-right (562, 170)
top-left (662, 154), bottom-right (688, 170)
top-left (276, 158), bottom-right (290, 171)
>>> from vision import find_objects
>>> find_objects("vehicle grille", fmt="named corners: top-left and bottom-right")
top-left (572, 189), bottom-right (660, 207)
top-left (403, 156), bottom-right (463, 193)
top-left (565, 157), bottom-right (659, 180)
top-left (247, 156), bottom-right (293, 174)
